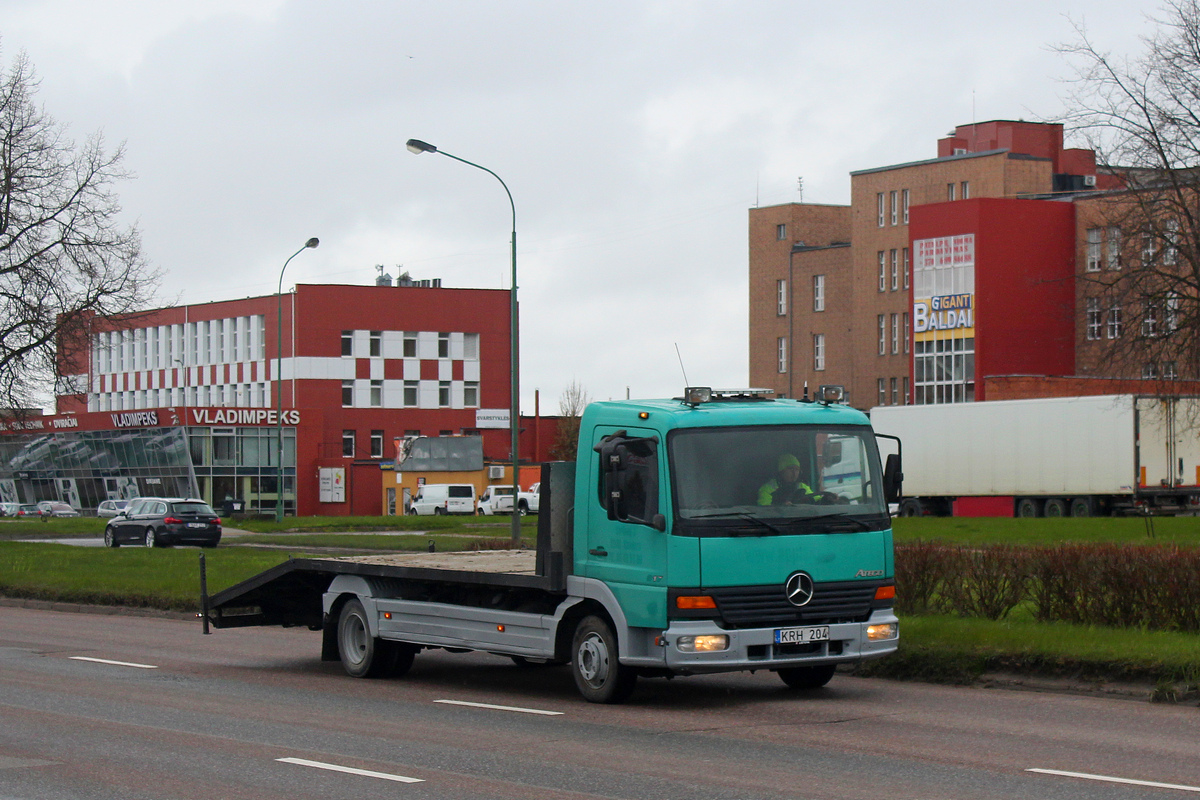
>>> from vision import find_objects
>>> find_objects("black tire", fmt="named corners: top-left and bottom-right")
top-left (571, 615), bottom-right (637, 704)
top-left (1016, 497), bottom-right (1041, 518)
top-left (433, 507), bottom-right (444, 516)
top-left (337, 598), bottom-right (395, 678)
top-left (103, 528), bottom-right (119, 548)
top-left (899, 499), bottom-right (924, 517)
top-left (1070, 497), bottom-right (1093, 517)
top-left (144, 528), bottom-right (157, 548)
top-left (1043, 498), bottom-right (1067, 517)
top-left (777, 663), bottom-right (837, 690)
top-left (406, 507), bottom-right (417, 516)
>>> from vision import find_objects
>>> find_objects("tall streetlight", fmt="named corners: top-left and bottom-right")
top-left (406, 138), bottom-right (521, 547)
top-left (276, 237), bottom-right (320, 522)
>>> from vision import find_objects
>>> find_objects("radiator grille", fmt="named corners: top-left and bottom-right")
top-left (706, 581), bottom-right (879, 628)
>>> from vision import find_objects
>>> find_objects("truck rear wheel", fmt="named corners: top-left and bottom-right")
top-left (337, 598), bottom-right (413, 678)
top-left (777, 663), bottom-right (837, 689)
top-left (1043, 498), bottom-right (1067, 517)
top-left (571, 615), bottom-right (636, 704)
top-left (1016, 497), bottom-right (1041, 518)
top-left (1070, 497), bottom-right (1093, 517)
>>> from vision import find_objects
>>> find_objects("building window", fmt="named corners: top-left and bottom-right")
top-left (878, 378), bottom-right (887, 405)
top-left (370, 430), bottom-right (384, 459)
top-left (902, 189), bottom-right (910, 224)
top-left (1165, 219), bottom-right (1179, 265)
top-left (902, 377), bottom-right (910, 404)
top-left (890, 313), bottom-right (899, 354)
top-left (438, 380), bottom-right (450, 406)
top-left (1142, 363), bottom-right (1159, 379)
top-left (877, 315), bottom-right (886, 355)
top-left (370, 379), bottom-right (383, 407)
top-left (890, 377), bottom-right (898, 405)
top-left (776, 223), bottom-right (787, 240)
top-left (1106, 227), bottom-right (1122, 270)
top-left (369, 331), bottom-right (382, 357)
top-left (813, 334), bottom-right (825, 371)
top-left (403, 380), bottom-right (418, 407)
top-left (342, 430), bottom-right (355, 458)
top-left (777, 337), bottom-right (788, 373)
top-left (947, 183), bottom-right (956, 201)
top-left (960, 181), bottom-right (970, 200)
top-left (903, 247), bottom-right (910, 289)
top-left (889, 191), bottom-right (898, 225)
top-left (1165, 361), bottom-right (1179, 380)
top-left (813, 275), bottom-right (825, 312)
top-left (1107, 304), bottom-right (1123, 339)
top-left (1142, 302), bottom-right (1160, 337)
top-left (890, 249), bottom-right (899, 291)
top-left (1086, 298), bottom-right (1102, 340)
top-left (877, 252), bottom-right (886, 291)
top-left (464, 381), bottom-right (479, 407)
top-left (403, 332), bottom-right (418, 358)
top-left (438, 333), bottom-right (450, 358)
top-left (341, 331), bottom-right (353, 356)
top-left (463, 333), bottom-right (479, 360)
top-left (903, 312), bottom-right (911, 354)
top-left (1141, 232), bottom-right (1155, 264)
top-left (776, 279), bottom-right (787, 315)
top-left (1086, 228), bottom-right (1102, 272)
top-left (342, 380), bottom-right (353, 407)
top-left (877, 193), bottom-right (884, 227)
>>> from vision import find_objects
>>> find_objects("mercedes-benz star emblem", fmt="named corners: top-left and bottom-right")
top-left (785, 572), bottom-right (815, 607)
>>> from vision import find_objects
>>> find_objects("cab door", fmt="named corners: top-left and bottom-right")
top-left (581, 426), bottom-right (670, 628)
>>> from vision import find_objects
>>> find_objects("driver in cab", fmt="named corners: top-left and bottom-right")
top-left (757, 453), bottom-right (823, 506)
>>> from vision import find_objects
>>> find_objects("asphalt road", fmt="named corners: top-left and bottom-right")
top-left (1, 605), bottom-right (1199, 799)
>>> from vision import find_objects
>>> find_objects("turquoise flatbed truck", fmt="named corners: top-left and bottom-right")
top-left (205, 387), bottom-right (902, 703)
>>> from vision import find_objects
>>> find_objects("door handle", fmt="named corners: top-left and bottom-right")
top-left (588, 547), bottom-right (608, 557)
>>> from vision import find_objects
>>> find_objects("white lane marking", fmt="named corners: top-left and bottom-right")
top-left (69, 656), bottom-right (157, 670)
top-left (276, 757), bottom-right (423, 784)
top-left (435, 699), bottom-right (563, 716)
top-left (1027, 768), bottom-right (1200, 793)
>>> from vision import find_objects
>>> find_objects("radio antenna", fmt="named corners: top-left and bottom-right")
top-left (674, 343), bottom-right (690, 386)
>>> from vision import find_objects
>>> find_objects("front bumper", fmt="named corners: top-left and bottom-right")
top-left (658, 609), bottom-right (899, 675)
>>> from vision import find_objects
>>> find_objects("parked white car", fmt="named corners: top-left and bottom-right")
top-left (477, 485), bottom-right (515, 515)
top-left (517, 482), bottom-right (541, 515)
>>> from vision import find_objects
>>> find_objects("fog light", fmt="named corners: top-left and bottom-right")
top-left (866, 623), bottom-right (898, 641)
top-left (676, 635), bottom-right (729, 652)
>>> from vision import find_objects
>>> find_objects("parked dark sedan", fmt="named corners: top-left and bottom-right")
top-left (103, 497), bottom-right (222, 548)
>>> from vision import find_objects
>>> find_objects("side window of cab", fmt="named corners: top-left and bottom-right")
top-left (594, 430), bottom-right (663, 529)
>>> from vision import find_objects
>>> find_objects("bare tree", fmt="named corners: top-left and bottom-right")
top-left (0, 50), bottom-right (159, 412)
top-left (1057, 2), bottom-right (1200, 387)
top-left (550, 380), bottom-right (591, 461)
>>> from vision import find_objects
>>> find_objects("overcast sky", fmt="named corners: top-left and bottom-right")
top-left (2, 0), bottom-right (1159, 412)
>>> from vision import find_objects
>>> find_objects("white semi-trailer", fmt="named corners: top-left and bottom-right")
top-left (871, 395), bottom-right (1200, 517)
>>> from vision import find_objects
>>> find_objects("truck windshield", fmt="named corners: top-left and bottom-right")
top-left (669, 425), bottom-right (888, 528)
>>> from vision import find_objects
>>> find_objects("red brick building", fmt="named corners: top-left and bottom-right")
top-left (0, 281), bottom-right (555, 516)
top-left (749, 119), bottom-right (1145, 409)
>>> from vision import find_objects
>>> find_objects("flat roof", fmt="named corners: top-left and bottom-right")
top-left (850, 148), bottom-right (1049, 177)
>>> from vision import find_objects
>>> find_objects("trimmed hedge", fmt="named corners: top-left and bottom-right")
top-left (895, 541), bottom-right (1200, 632)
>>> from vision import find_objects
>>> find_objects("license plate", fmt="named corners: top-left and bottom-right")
top-left (774, 625), bottom-right (830, 644)
top-left (187, 522), bottom-right (207, 528)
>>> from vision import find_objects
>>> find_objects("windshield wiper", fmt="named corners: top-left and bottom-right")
top-left (728, 514), bottom-right (785, 536)
top-left (787, 512), bottom-right (876, 532)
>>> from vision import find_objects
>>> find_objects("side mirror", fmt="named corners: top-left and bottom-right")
top-left (883, 453), bottom-right (903, 504)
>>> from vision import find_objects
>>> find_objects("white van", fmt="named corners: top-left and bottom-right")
top-left (407, 484), bottom-right (476, 516)
top-left (477, 485), bottom-right (515, 515)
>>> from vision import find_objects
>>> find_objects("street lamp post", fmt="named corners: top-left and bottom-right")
top-left (406, 138), bottom-right (521, 547)
top-left (276, 238), bottom-right (320, 522)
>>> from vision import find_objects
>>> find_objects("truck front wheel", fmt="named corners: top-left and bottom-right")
top-left (571, 615), bottom-right (637, 704)
top-left (337, 598), bottom-right (411, 678)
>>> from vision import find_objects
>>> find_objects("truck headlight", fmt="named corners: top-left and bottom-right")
top-left (866, 623), bottom-right (898, 641)
top-left (676, 635), bottom-right (729, 652)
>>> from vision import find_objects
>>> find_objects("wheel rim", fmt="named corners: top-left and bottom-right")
top-left (145, 529), bottom-right (155, 547)
top-left (104, 530), bottom-right (113, 547)
top-left (577, 631), bottom-right (610, 688)
top-left (340, 612), bottom-right (369, 667)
